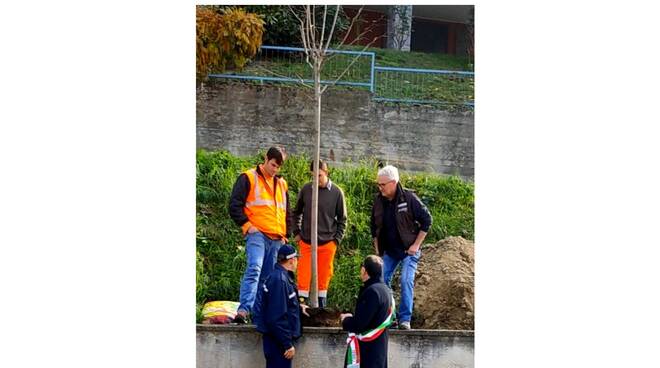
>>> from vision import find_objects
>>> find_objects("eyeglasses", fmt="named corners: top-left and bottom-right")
top-left (377, 180), bottom-right (393, 188)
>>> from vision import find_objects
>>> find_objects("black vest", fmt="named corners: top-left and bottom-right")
top-left (372, 184), bottom-right (420, 255)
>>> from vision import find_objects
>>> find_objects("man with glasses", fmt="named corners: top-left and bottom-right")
top-left (293, 160), bottom-right (347, 308)
top-left (371, 165), bottom-right (432, 330)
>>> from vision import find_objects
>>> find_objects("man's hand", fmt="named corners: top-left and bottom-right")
top-left (247, 226), bottom-right (258, 234)
top-left (294, 234), bottom-right (301, 243)
top-left (373, 238), bottom-right (379, 255)
top-left (283, 346), bottom-right (295, 359)
top-left (300, 304), bottom-right (310, 317)
top-left (407, 243), bottom-right (420, 256)
top-left (340, 313), bottom-right (353, 322)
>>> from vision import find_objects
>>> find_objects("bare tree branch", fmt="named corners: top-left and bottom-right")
top-left (323, 5), bottom-right (340, 51)
top-left (324, 10), bottom-right (385, 66)
top-left (320, 36), bottom-right (380, 94)
top-left (306, 6), bottom-right (315, 49)
top-left (252, 64), bottom-right (313, 90)
top-left (319, 5), bottom-right (327, 50)
top-left (339, 7), bottom-right (363, 47)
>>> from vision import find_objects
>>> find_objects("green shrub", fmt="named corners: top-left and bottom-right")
top-left (240, 5), bottom-right (349, 47)
top-left (196, 149), bottom-right (474, 313)
top-left (196, 6), bottom-right (264, 79)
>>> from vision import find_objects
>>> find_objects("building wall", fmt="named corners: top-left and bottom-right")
top-left (197, 82), bottom-right (474, 178)
top-left (456, 24), bottom-right (469, 57)
top-left (341, 8), bottom-right (387, 48)
top-left (342, 6), bottom-right (473, 57)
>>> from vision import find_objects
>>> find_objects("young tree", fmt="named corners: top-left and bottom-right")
top-left (288, 5), bottom-right (376, 308)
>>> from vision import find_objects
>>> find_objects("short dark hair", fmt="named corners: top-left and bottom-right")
top-left (362, 255), bottom-right (383, 279)
top-left (266, 147), bottom-right (286, 165)
top-left (309, 159), bottom-right (329, 172)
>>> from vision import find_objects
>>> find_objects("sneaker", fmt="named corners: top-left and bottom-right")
top-left (233, 311), bottom-right (249, 324)
top-left (398, 321), bottom-right (411, 330)
top-left (388, 320), bottom-right (399, 329)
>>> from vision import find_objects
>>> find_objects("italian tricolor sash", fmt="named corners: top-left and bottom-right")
top-left (345, 296), bottom-right (396, 368)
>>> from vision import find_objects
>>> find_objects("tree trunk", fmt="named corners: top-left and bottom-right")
top-left (309, 60), bottom-right (321, 308)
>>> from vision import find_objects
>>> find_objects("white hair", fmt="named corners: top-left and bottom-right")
top-left (377, 165), bottom-right (399, 183)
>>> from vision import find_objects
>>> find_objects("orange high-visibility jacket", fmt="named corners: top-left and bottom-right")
top-left (241, 168), bottom-right (288, 238)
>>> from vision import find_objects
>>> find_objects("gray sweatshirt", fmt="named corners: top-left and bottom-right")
top-left (293, 180), bottom-right (347, 245)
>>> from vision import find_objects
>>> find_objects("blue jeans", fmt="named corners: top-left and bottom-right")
top-left (238, 231), bottom-right (282, 316)
top-left (383, 250), bottom-right (421, 323)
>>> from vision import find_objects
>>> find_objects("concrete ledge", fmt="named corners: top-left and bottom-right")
top-left (197, 324), bottom-right (474, 367)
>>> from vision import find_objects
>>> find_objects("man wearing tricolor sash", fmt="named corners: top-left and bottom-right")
top-left (341, 255), bottom-right (394, 368)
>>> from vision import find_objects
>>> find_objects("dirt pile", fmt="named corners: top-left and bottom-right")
top-left (301, 308), bottom-right (342, 327)
top-left (412, 236), bottom-right (474, 330)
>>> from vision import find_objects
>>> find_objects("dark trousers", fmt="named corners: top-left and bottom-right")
top-left (262, 334), bottom-right (292, 368)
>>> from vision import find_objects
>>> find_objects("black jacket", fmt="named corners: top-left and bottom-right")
top-left (371, 183), bottom-right (432, 258)
top-left (342, 277), bottom-right (392, 368)
top-left (253, 264), bottom-right (302, 350)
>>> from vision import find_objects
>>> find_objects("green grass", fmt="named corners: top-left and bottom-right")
top-left (217, 45), bottom-right (473, 107)
top-left (343, 45), bottom-right (472, 71)
top-left (196, 149), bottom-right (474, 320)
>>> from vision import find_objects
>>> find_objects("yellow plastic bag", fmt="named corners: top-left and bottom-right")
top-left (202, 301), bottom-right (240, 324)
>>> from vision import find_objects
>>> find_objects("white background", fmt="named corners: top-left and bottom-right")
top-left (1, 1), bottom-right (659, 367)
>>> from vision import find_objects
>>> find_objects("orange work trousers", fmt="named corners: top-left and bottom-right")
top-left (297, 239), bottom-right (337, 298)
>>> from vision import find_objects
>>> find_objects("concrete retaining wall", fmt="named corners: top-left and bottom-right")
top-left (196, 82), bottom-right (474, 179)
top-left (197, 324), bottom-right (474, 368)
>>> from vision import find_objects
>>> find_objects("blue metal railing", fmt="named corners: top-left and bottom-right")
top-left (373, 66), bottom-right (474, 107)
top-left (209, 45), bottom-right (376, 91)
top-left (208, 45), bottom-right (474, 107)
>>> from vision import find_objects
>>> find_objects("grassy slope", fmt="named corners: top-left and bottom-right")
top-left (196, 150), bottom-right (474, 318)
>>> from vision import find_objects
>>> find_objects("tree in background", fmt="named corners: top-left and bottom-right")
top-left (466, 6), bottom-right (474, 68)
top-left (196, 6), bottom-right (264, 80)
top-left (387, 5), bottom-right (413, 51)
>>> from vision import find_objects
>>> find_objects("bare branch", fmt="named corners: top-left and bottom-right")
top-left (290, 5), bottom-right (313, 67)
top-left (319, 5), bottom-right (327, 50)
top-left (320, 34), bottom-right (381, 94)
top-left (339, 6), bottom-right (363, 47)
top-left (323, 5), bottom-right (340, 51)
top-left (288, 5), bottom-right (303, 24)
top-left (252, 64), bottom-right (313, 90)
top-left (299, 18), bottom-right (311, 63)
top-left (306, 6), bottom-right (315, 49)
top-left (325, 13), bottom-right (385, 65)
top-left (337, 26), bottom-right (384, 50)
top-left (288, 6), bottom-right (306, 47)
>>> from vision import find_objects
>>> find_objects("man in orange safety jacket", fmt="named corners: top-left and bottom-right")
top-left (229, 147), bottom-right (293, 323)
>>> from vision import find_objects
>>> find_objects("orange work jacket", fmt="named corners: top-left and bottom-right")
top-left (241, 168), bottom-right (288, 239)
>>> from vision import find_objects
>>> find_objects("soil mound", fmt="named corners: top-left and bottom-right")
top-left (301, 307), bottom-right (342, 327)
top-left (412, 236), bottom-right (474, 330)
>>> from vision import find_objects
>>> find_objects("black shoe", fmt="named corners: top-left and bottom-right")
top-left (233, 313), bottom-right (248, 324)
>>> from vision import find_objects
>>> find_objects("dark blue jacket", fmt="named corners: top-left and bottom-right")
top-left (253, 263), bottom-right (302, 350)
top-left (342, 277), bottom-right (392, 368)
